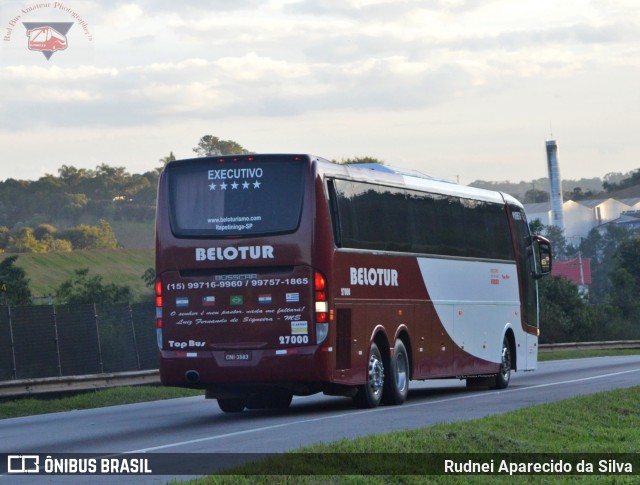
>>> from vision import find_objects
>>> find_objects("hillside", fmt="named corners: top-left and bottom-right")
top-left (110, 220), bottom-right (155, 249)
top-left (12, 248), bottom-right (154, 303)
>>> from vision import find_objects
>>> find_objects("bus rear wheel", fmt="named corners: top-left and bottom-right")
top-left (383, 339), bottom-right (409, 405)
top-left (492, 337), bottom-right (512, 389)
top-left (354, 342), bottom-right (384, 408)
top-left (217, 397), bottom-right (246, 413)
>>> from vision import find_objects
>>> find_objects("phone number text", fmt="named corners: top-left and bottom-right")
top-left (165, 277), bottom-right (309, 291)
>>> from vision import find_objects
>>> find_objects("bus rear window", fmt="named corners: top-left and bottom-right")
top-left (167, 158), bottom-right (305, 237)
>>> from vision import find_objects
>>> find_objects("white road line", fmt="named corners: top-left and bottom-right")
top-left (127, 367), bottom-right (640, 453)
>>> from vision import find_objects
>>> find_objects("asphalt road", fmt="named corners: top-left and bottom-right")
top-left (1, 355), bottom-right (639, 484)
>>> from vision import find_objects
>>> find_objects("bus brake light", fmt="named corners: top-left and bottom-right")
top-left (314, 272), bottom-right (326, 291)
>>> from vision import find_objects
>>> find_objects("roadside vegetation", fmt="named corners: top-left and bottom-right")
top-left (186, 386), bottom-right (640, 484)
top-left (0, 386), bottom-right (202, 420)
top-left (8, 248), bottom-right (153, 303)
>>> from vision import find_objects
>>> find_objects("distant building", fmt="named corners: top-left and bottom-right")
top-left (552, 257), bottom-right (592, 295)
top-left (524, 197), bottom-right (640, 239)
top-left (545, 139), bottom-right (565, 231)
top-left (602, 210), bottom-right (640, 232)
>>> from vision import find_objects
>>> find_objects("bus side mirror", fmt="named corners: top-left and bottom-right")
top-left (532, 235), bottom-right (552, 278)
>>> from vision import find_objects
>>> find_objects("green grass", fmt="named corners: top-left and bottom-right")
top-left (187, 386), bottom-right (640, 484)
top-left (12, 248), bottom-right (154, 301)
top-left (0, 386), bottom-right (202, 419)
top-left (538, 348), bottom-right (640, 361)
top-left (109, 220), bottom-right (154, 249)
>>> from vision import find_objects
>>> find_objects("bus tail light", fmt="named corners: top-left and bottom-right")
top-left (314, 271), bottom-right (329, 344)
top-left (155, 278), bottom-right (163, 349)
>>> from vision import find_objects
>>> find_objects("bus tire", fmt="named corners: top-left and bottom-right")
top-left (268, 391), bottom-right (293, 409)
top-left (492, 337), bottom-right (512, 390)
top-left (217, 397), bottom-right (246, 413)
top-left (354, 342), bottom-right (384, 408)
top-left (383, 339), bottom-right (409, 405)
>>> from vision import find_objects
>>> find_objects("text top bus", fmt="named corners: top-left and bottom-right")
top-left (155, 154), bottom-right (551, 412)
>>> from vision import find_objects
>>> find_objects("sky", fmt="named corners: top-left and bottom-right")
top-left (1, 0), bottom-right (639, 185)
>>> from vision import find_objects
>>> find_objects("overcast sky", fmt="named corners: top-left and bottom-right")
top-left (1, 0), bottom-right (639, 185)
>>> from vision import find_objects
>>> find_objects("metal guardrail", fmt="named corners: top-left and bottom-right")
top-left (0, 370), bottom-right (159, 398)
top-left (1, 341), bottom-right (639, 398)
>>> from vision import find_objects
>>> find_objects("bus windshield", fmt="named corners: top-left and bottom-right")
top-left (167, 157), bottom-right (305, 237)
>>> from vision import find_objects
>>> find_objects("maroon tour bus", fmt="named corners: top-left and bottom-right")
top-left (155, 154), bottom-right (551, 412)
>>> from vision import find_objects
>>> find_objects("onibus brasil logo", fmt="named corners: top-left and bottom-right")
top-left (23, 22), bottom-right (73, 60)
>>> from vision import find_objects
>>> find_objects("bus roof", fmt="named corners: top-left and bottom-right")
top-left (164, 154), bottom-right (523, 209)
top-left (318, 158), bottom-right (519, 207)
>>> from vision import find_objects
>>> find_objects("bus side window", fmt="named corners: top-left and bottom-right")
top-left (327, 179), bottom-right (343, 247)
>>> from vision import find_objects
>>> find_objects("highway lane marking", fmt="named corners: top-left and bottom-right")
top-left (127, 366), bottom-right (640, 453)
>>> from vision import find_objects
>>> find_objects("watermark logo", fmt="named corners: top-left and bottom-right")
top-left (24, 22), bottom-right (72, 59)
top-left (2, 2), bottom-right (93, 62)
top-left (7, 455), bottom-right (40, 474)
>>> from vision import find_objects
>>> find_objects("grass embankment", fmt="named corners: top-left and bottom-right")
top-left (538, 348), bottom-right (640, 361)
top-left (192, 386), bottom-right (640, 484)
top-left (13, 248), bottom-right (154, 301)
top-left (0, 386), bottom-right (202, 419)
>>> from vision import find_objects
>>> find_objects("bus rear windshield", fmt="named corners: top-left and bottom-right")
top-left (167, 158), bottom-right (305, 237)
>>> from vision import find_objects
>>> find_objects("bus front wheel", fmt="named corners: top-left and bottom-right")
top-left (492, 337), bottom-right (512, 389)
top-left (354, 342), bottom-right (384, 408)
top-left (383, 339), bottom-right (409, 405)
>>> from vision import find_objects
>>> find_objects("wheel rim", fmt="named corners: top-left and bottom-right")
top-left (395, 352), bottom-right (408, 392)
top-left (500, 343), bottom-right (511, 381)
top-left (368, 353), bottom-right (384, 397)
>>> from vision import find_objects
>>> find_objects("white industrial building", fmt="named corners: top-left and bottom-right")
top-left (524, 197), bottom-right (640, 239)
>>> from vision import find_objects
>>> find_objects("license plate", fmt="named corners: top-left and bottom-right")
top-left (224, 351), bottom-right (252, 362)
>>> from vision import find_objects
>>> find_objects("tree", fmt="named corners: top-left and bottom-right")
top-left (609, 236), bottom-right (640, 318)
top-left (192, 135), bottom-right (252, 157)
top-left (58, 220), bottom-right (119, 250)
top-left (0, 226), bottom-right (10, 250)
top-left (523, 189), bottom-right (549, 203)
top-left (542, 225), bottom-right (572, 259)
top-left (528, 219), bottom-right (544, 236)
top-left (7, 227), bottom-right (48, 253)
top-left (0, 255), bottom-right (33, 305)
top-left (159, 151), bottom-right (176, 168)
top-left (579, 225), bottom-right (634, 304)
top-left (333, 156), bottom-right (385, 165)
top-left (538, 275), bottom-right (591, 343)
top-left (603, 169), bottom-right (640, 193)
top-left (55, 268), bottom-right (132, 304)
top-left (141, 267), bottom-right (155, 288)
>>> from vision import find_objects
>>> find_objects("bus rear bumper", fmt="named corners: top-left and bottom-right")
top-left (159, 345), bottom-right (329, 389)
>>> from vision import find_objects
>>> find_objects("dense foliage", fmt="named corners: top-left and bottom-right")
top-left (0, 164), bottom-right (159, 231)
top-left (54, 268), bottom-right (133, 305)
top-left (0, 255), bottom-right (33, 305)
top-left (536, 222), bottom-right (640, 343)
top-left (470, 170), bottom-right (638, 203)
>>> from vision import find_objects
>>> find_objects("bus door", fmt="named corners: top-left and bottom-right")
top-left (508, 204), bottom-right (539, 370)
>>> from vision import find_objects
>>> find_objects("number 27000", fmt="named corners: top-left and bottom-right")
top-left (279, 335), bottom-right (309, 344)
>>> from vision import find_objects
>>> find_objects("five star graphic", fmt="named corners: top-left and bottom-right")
top-left (209, 180), bottom-right (261, 191)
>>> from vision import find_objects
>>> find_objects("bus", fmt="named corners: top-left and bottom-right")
top-left (155, 154), bottom-right (552, 412)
